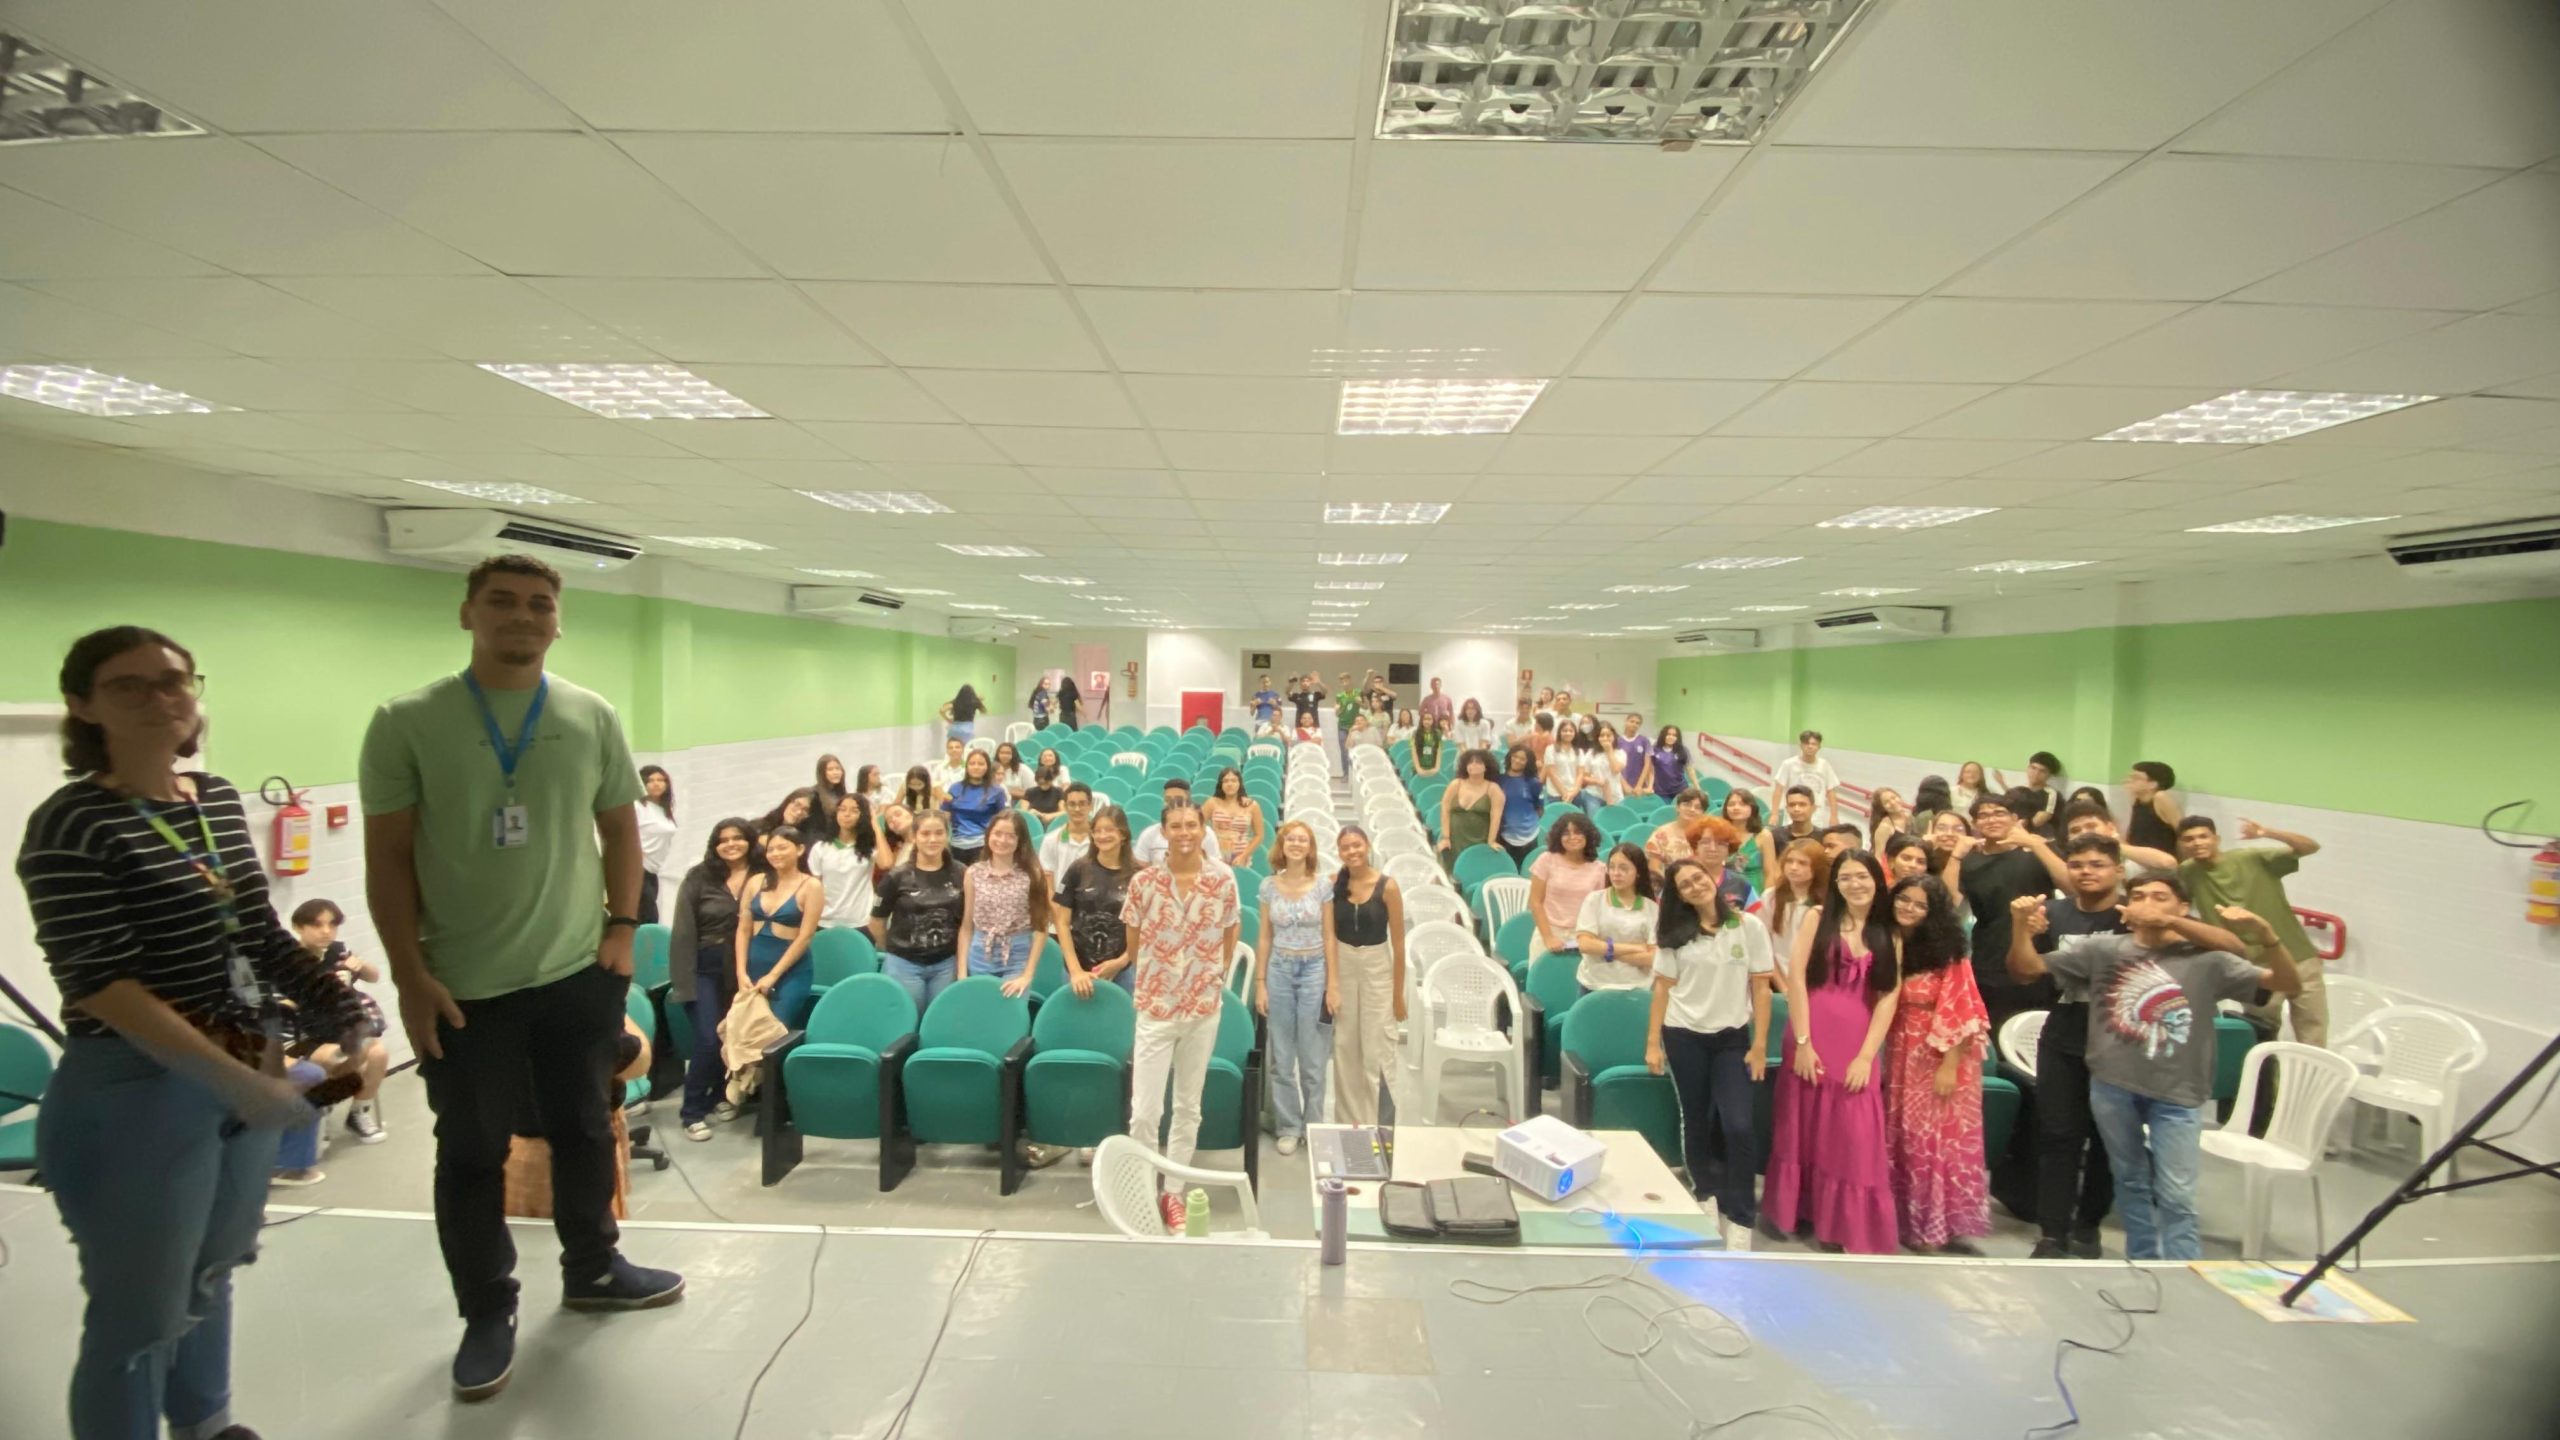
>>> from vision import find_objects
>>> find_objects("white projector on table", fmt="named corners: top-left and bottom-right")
top-left (1494, 1114), bottom-right (1607, 1203)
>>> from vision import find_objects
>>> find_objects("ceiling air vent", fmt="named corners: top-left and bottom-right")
top-left (1675, 627), bottom-right (1759, 650)
top-left (1814, 606), bottom-right (1948, 636)
top-left (2384, 517), bottom-right (2560, 583)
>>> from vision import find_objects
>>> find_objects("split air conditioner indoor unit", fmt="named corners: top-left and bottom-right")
top-left (1674, 627), bottom-right (1759, 650)
top-left (384, 509), bottom-right (642, 571)
top-left (2384, 517), bottom-right (2560, 583)
top-left (1814, 605), bottom-right (1948, 637)
top-left (790, 586), bottom-right (905, 617)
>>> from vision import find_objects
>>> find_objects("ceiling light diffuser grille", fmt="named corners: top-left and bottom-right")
top-left (2094, 390), bottom-right (2434, 444)
top-left (0, 364), bottom-right (235, 416)
top-left (0, 32), bottom-right (205, 145)
top-left (480, 364), bottom-right (768, 420)
top-left (1376, 0), bottom-right (1876, 145)
top-left (1338, 378), bottom-right (1546, 435)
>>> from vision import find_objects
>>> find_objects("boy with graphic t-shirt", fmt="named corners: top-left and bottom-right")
top-left (2035, 876), bottom-right (2300, 1261)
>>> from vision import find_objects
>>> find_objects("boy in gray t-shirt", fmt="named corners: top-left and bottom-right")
top-left (2041, 876), bottom-right (2299, 1261)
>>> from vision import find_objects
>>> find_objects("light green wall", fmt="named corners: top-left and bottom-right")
top-left (0, 519), bottom-right (1012, 784)
top-left (1656, 598), bottom-right (2560, 828)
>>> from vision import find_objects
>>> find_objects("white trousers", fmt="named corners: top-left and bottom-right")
top-left (1129, 1008), bottom-right (1221, 1169)
top-left (1332, 940), bottom-right (1398, 1127)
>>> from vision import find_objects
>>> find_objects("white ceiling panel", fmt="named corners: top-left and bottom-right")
top-left (1579, 296), bottom-right (1905, 379)
top-left (1816, 438), bottom-right (2058, 476)
top-left (1340, 292), bottom-right (1618, 376)
top-left (0, 139), bottom-right (484, 276)
top-left (1909, 386), bottom-right (2222, 441)
top-left (1487, 434), bottom-right (1685, 475)
top-left (30, 277), bottom-right (444, 360)
top-left (1715, 381), bottom-right (1996, 437)
top-left (2036, 302), bottom-right (2463, 386)
top-left (620, 135), bottom-right (1049, 283)
top-left (1124, 376), bottom-right (1338, 433)
top-left (1155, 431), bottom-right (1330, 471)
top-left (65, 358), bottom-right (408, 414)
top-left (1325, 435), bottom-right (1504, 474)
top-left (285, 410), bottom-right (527, 452)
top-left (796, 422), bottom-right (1007, 465)
top-left (463, 415), bottom-right (692, 457)
top-left (523, 280), bottom-right (874, 364)
top-left (910, 371), bottom-right (1142, 429)
top-left (687, 365), bottom-right (955, 423)
top-left (908, 0), bottom-right (1371, 139)
top-left (1809, 299), bottom-right (2190, 382)
top-left (262, 134), bottom-right (762, 278)
top-left (0, 284), bottom-right (223, 361)
top-left (1975, 442), bottom-right (2195, 481)
top-left (272, 277), bottom-right (656, 362)
top-left (1079, 289), bottom-right (1344, 375)
top-left (435, 0), bottom-right (948, 132)
top-left (2281, 395), bottom-right (2560, 449)
top-left (802, 284), bottom-right (1103, 371)
top-left (1514, 380), bottom-right (1771, 436)
top-left (1948, 156), bottom-right (2492, 300)
top-left (2178, 0), bottom-right (2560, 168)
top-left (1776, 0), bottom-right (2383, 151)
top-left (1357, 143), bottom-right (1739, 291)
top-left (2274, 312), bottom-right (2560, 395)
top-left (655, 420), bottom-right (848, 462)
top-left (992, 140), bottom-right (1350, 288)
top-left (1655, 148), bottom-right (2123, 295)
top-left (0, 191), bottom-right (224, 280)
top-left (982, 426), bottom-right (1162, 467)
top-left (1650, 436), bottom-right (1873, 476)
top-left (2239, 171), bottom-right (2560, 311)
top-left (296, 358), bottom-right (618, 415)
top-left (2489, 371), bottom-right (2560, 401)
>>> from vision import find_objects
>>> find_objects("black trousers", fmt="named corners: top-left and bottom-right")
top-left (419, 962), bottom-right (625, 1319)
top-left (2033, 1004), bottom-right (2112, 1239)
top-left (637, 871), bottom-right (660, 926)
top-left (1663, 1023), bottom-right (1759, 1227)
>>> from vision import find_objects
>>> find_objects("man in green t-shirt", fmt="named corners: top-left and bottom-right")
top-left (1333, 672), bottom-right (1360, 774)
top-left (2174, 814), bottom-right (2327, 1048)
top-left (360, 554), bottom-right (678, 1403)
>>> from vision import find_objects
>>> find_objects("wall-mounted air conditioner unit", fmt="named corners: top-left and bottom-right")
top-left (1814, 605), bottom-right (1948, 637)
top-left (790, 587), bottom-right (905, 616)
top-left (1674, 628), bottom-right (1759, 650)
top-left (948, 618), bottom-right (1018, 642)
top-left (384, 509), bottom-right (642, 571)
top-left (2384, 517), bottom-right (2560, 582)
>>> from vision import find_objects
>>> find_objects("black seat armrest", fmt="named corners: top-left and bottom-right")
top-left (877, 1033), bottom-right (921, 1192)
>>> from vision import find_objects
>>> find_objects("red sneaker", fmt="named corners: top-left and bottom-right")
top-left (1158, 1191), bottom-right (1187, 1234)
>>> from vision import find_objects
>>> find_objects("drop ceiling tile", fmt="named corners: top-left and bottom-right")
top-left (2139, 442), bottom-right (2406, 486)
top-left (1949, 156), bottom-right (2492, 300)
top-left (1656, 148), bottom-right (2123, 295)
top-left (290, 359), bottom-right (601, 416)
top-left (1610, 475), bottom-right (1793, 504)
top-left (465, 415), bottom-right (695, 458)
top-left (1756, 475), bottom-right (1935, 507)
top-left (0, 190), bottom-right (224, 280)
top-left (1975, 441), bottom-right (2194, 480)
top-left (1325, 435), bottom-right (1502, 474)
top-left (524, 280), bottom-right (874, 365)
top-left (2490, 371), bottom-right (2560, 401)
top-left (1581, 296), bottom-right (1906, 380)
top-left (1909, 386), bottom-right (2220, 441)
top-left (110, 411), bottom-right (365, 453)
top-left (619, 135), bottom-right (1048, 283)
top-left (1080, 289), bottom-right (1344, 375)
top-left (1650, 436), bottom-right (1872, 475)
top-left (1125, 376), bottom-right (1337, 433)
top-left (2272, 312), bottom-right (2560, 395)
top-left (2285, 395), bottom-right (2560, 449)
top-left (1513, 380), bottom-right (1770, 436)
top-left (1158, 432), bottom-right (1331, 471)
top-left (2238, 171), bottom-right (2560, 311)
top-left (2034, 302), bottom-right (2464, 386)
top-left (801, 284), bottom-right (1103, 371)
top-left (686, 365), bottom-right (954, 423)
top-left (1339, 292), bottom-right (1619, 376)
top-left (655, 420), bottom-right (848, 461)
top-left (1358, 143), bottom-right (1740, 290)
top-left (1808, 299), bottom-right (2189, 382)
top-left (911, 372), bottom-right (1143, 429)
top-left (908, 0), bottom-right (1370, 138)
top-left (1902, 478), bottom-right (2102, 509)
top-left (287, 411), bottom-right (532, 452)
top-left (1487, 434), bottom-right (1684, 475)
top-left (66, 358), bottom-right (411, 414)
top-left (857, 462), bottom-right (1044, 495)
top-left (983, 426), bottom-right (1162, 467)
top-left (0, 284), bottom-right (223, 360)
top-left (272, 278), bottom-right (657, 362)
top-left (34, 277), bottom-right (457, 360)
top-left (263, 134), bottom-right (762, 278)
top-left (796, 422), bottom-right (1007, 465)
top-left (435, 0), bottom-right (947, 131)
top-left (1775, 0), bottom-right (2376, 150)
top-left (1817, 438), bottom-right (2057, 476)
top-left (994, 140), bottom-right (1350, 288)
top-left (1715, 381), bottom-right (1997, 437)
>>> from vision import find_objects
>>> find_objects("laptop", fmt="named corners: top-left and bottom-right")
top-left (1312, 1125), bottom-right (1391, 1182)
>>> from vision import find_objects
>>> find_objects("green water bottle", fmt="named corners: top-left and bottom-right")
top-left (1184, 1186), bottom-right (1210, 1238)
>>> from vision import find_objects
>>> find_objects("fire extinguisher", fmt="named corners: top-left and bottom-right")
top-left (2530, 843), bottom-right (2560, 928)
top-left (260, 776), bottom-right (313, 878)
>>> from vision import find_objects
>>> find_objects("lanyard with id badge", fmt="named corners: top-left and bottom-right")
top-left (465, 672), bottom-right (547, 851)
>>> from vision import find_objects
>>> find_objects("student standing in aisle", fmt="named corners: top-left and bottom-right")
top-left (1880, 875), bottom-right (1990, 1254)
top-left (1763, 851), bottom-right (1900, 1254)
top-left (1645, 859), bottom-right (1775, 1248)
top-left (1122, 804), bottom-right (1242, 1230)
top-left (667, 819), bottom-right (763, 1141)
top-left (2122, 762), bottom-right (2181, 854)
top-left (809, 795), bottom-right (879, 933)
top-left (1057, 673), bottom-right (1082, 732)
top-left (1769, 730), bottom-right (1842, 827)
top-left (636, 765), bottom-right (676, 924)
top-left (940, 684), bottom-right (987, 744)
top-left (1942, 794), bottom-right (2070, 1033)
top-left (1251, 673), bottom-right (1283, 731)
top-left (1323, 825), bottom-right (1406, 1128)
top-left (360, 555), bottom-right (681, 1403)
top-left (1334, 676), bottom-right (1362, 774)
top-left (2175, 816), bottom-right (2328, 1047)
top-left (1257, 821), bottom-right (1337, 1156)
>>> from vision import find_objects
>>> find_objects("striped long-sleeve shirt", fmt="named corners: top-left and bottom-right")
top-left (16, 774), bottom-right (363, 1041)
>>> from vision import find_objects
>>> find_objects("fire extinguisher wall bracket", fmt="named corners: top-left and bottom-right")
top-left (2480, 801), bottom-right (2560, 928)
top-left (260, 774), bottom-right (315, 879)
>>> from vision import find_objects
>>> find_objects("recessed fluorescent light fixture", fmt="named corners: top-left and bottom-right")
top-left (1819, 505), bottom-right (1998, 529)
top-left (1315, 581), bottom-right (1386, 591)
top-left (950, 602), bottom-right (1005, 611)
top-left (0, 34), bottom-right (206, 144)
top-left (649, 535), bottom-right (770, 551)
top-left (1319, 553), bottom-right (1408, 566)
top-left (1481, 624), bottom-right (1527, 632)
top-left (1603, 584), bottom-right (1688, 594)
top-left (2187, 514), bottom-right (2401, 534)
top-left (1324, 501), bottom-right (1451, 525)
top-left (1076, 594), bottom-right (1131, 603)
top-left (1019, 574), bottom-right (1093, 586)
top-left (1966, 560), bottom-right (2092, 574)
top-left (798, 567), bottom-right (878, 579)
top-left (1824, 587), bottom-right (1916, 598)
top-left (997, 614), bottom-right (1046, 622)
top-left (408, 478), bottom-right (588, 506)
top-left (1685, 556), bottom-right (1802, 571)
top-left (1674, 617), bottom-right (1734, 624)
top-left (479, 363), bottom-right (768, 420)
top-left (2095, 390), bottom-right (2435, 444)
top-left (1312, 600), bottom-right (1368, 609)
top-left (1337, 378), bottom-right (1547, 436)
top-left (1622, 625), bottom-right (1668, 632)
top-left (796, 490), bottom-right (950, 515)
top-left (888, 587), bottom-right (953, 596)
top-left (1734, 605), bottom-right (1807, 613)
top-left (941, 544), bottom-right (1040, 558)
top-left (0, 364), bottom-right (237, 416)
top-left (1376, 0), bottom-right (1877, 145)
top-left (1555, 603), bottom-right (1616, 611)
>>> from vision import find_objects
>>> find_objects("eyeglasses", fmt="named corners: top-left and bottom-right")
top-left (94, 673), bottom-right (206, 706)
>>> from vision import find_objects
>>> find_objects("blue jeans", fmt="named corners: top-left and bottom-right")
top-left (966, 930), bottom-right (1032, 984)
top-left (1574, 792), bottom-right (1606, 819)
top-left (39, 1035), bottom-right (288, 1440)
top-left (2088, 1079), bottom-right (2205, 1260)
top-left (949, 720), bottom-right (975, 744)
top-left (884, 952), bottom-right (957, 1015)
top-left (682, 945), bottom-right (735, 1124)
top-left (1265, 951), bottom-right (1332, 1138)
top-left (277, 1059), bottom-right (325, 1171)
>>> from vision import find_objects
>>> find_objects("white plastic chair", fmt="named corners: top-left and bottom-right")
top-left (2325, 976), bottom-right (2395, 1066)
top-left (1373, 829), bottom-right (1432, 864)
top-left (1401, 918), bottom-right (1483, 1068)
top-left (1402, 884), bottom-right (1471, 934)
top-left (1248, 742), bottom-right (1283, 759)
top-left (2338, 1006), bottom-right (2486, 1175)
top-left (1090, 1136), bottom-right (1266, 1239)
top-left (1475, 876), bottom-right (1531, 940)
top-left (1227, 943), bottom-right (1256, 1003)
top-left (1420, 955), bottom-right (1528, 1123)
top-left (965, 735), bottom-right (999, 758)
top-left (1998, 1010), bottom-right (2044, 1081)
top-left (1112, 751), bottom-right (1151, 775)
top-left (1004, 721), bottom-right (1035, 744)
top-left (2200, 1042), bottom-right (2362, 1259)
top-left (1383, 852), bottom-right (1447, 897)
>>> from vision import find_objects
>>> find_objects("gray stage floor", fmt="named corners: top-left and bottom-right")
top-left (2, 1183), bottom-right (2555, 1440)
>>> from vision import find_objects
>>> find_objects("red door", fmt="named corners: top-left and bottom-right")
top-left (1180, 690), bottom-right (1223, 734)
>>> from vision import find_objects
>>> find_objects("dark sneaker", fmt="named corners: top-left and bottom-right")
top-left (453, 1312), bottom-right (515, 1401)
top-left (562, 1256), bottom-right (686, 1312)
top-left (2029, 1238), bottom-right (2071, 1259)
top-left (2069, 1225), bottom-right (2104, 1260)
top-left (209, 1428), bottom-right (266, 1439)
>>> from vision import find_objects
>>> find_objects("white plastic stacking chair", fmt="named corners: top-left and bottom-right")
top-left (2339, 1006), bottom-right (2485, 1176)
top-left (1998, 1010), bottom-right (2045, 1081)
top-left (2325, 976), bottom-right (2394, 1066)
top-left (1112, 751), bottom-right (1151, 775)
top-left (1090, 1136), bottom-right (1265, 1239)
top-left (2200, 1042), bottom-right (2361, 1259)
top-left (1373, 828), bottom-right (1432, 865)
top-left (1249, 742), bottom-right (1284, 759)
top-left (1401, 883), bottom-right (1471, 934)
top-left (1227, 943), bottom-right (1256, 1004)
top-left (1401, 919), bottom-right (1484, 1069)
top-left (1420, 955), bottom-right (1528, 1124)
top-left (1383, 852), bottom-right (1447, 898)
top-left (1475, 876), bottom-right (1531, 940)
top-left (1004, 721), bottom-right (1034, 744)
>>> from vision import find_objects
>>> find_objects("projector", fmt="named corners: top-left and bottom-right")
top-left (1493, 1114), bottom-right (1607, 1203)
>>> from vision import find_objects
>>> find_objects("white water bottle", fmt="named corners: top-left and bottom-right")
top-left (1319, 1177), bottom-right (1348, 1266)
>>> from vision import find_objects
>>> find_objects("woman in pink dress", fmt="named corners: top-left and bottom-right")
top-left (1763, 850), bottom-right (1901, 1253)
top-left (1882, 875), bottom-right (1992, 1253)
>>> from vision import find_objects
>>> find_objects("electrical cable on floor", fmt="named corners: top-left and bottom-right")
top-left (881, 1229), bottom-right (997, 1440)
top-left (2022, 1259), bottom-right (2163, 1439)
top-left (730, 1225), bottom-right (827, 1440)
top-left (658, 1143), bottom-right (742, 1226)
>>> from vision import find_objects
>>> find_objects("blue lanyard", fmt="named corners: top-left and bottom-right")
top-left (463, 672), bottom-right (548, 796)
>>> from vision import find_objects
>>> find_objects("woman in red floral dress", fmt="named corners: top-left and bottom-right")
top-left (1882, 874), bottom-right (1992, 1253)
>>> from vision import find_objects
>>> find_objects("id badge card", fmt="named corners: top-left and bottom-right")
top-left (492, 803), bottom-right (530, 850)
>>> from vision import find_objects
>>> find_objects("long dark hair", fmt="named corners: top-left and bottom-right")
top-left (1655, 858), bottom-right (1730, 949)
top-left (1502, 743), bottom-right (1535, 778)
top-left (1723, 788), bottom-right (1765, 837)
top-left (1806, 850), bottom-right (1898, 997)
top-left (57, 625), bottom-right (201, 776)
top-left (1210, 766), bottom-right (1245, 803)
top-left (954, 683), bottom-right (983, 714)
top-left (900, 765), bottom-right (935, 811)
top-left (1889, 874), bottom-right (1966, 977)
top-left (829, 792), bottom-right (876, 858)
top-left (1035, 748), bottom-right (1064, 785)
top-left (1087, 804), bottom-right (1134, 873)
top-left (976, 810), bottom-right (1053, 933)
top-left (1911, 773), bottom-right (1953, 817)
top-left (640, 764), bottom-right (675, 822)
top-left (1604, 841), bottom-right (1656, 901)
top-left (1546, 811), bottom-right (1603, 862)
top-left (761, 786), bottom-right (822, 845)
top-left (1331, 823), bottom-right (1374, 902)
top-left (690, 816), bottom-right (772, 886)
